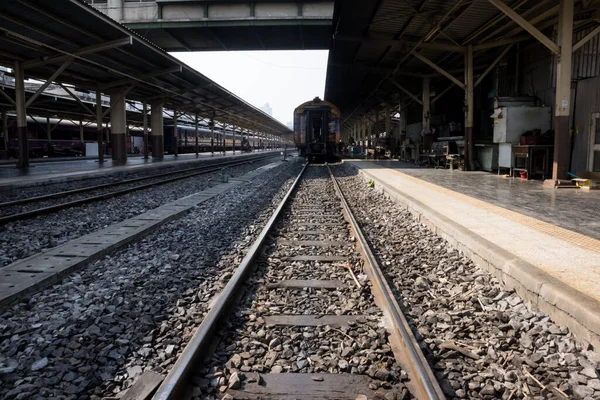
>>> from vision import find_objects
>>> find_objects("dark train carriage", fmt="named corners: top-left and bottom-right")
top-left (294, 97), bottom-right (340, 160)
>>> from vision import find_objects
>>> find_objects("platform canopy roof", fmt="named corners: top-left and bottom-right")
top-left (0, 0), bottom-right (291, 136)
top-left (325, 0), bottom-right (600, 128)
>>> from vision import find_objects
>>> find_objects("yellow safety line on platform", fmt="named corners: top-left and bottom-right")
top-left (371, 163), bottom-right (600, 255)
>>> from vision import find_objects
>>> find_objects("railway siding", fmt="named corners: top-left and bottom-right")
top-left (0, 160), bottom-right (303, 399)
top-left (0, 161), bottom-right (283, 308)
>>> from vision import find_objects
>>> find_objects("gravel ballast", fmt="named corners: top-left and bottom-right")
top-left (332, 163), bottom-right (600, 400)
top-left (189, 165), bottom-right (407, 400)
top-left (0, 156), bottom-right (278, 267)
top-left (0, 159), bottom-right (303, 399)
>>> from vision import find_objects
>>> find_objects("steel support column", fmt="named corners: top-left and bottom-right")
top-left (109, 88), bottom-right (127, 162)
top-left (210, 115), bottom-right (215, 155)
top-left (223, 124), bottom-right (226, 155)
top-left (15, 61), bottom-right (28, 168)
top-left (375, 110), bottom-right (379, 152)
top-left (3, 110), bottom-right (9, 155)
top-left (96, 90), bottom-right (104, 163)
top-left (385, 105), bottom-right (392, 156)
top-left (143, 102), bottom-right (148, 160)
top-left (173, 111), bottom-right (178, 157)
top-left (232, 125), bottom-right (236, 154)
top-left (46, 117), bottom-right (51, 142)
top-left (151, 101), bottom-right (164, 160)
top-left (422, 78), bottom-right (431, 154)
top-left (195, 113), bottom-right (199, 157)
top-left (551, 0), bottom-right (574, 181)
top-left (465, 45), bottom-right (475, 171)
top-left (79, 120), bottom-right (84, 144)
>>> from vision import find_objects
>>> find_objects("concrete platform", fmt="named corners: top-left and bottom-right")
top-left (344, 159), bottom-right (600, 349)
top-left (0, 150), bottom-right (282, 189)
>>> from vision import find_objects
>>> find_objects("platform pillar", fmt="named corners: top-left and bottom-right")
top-left (210, 115), bottom-right (215, 155)
top-left (2, 110), bottom-right (8, 154)
top-left (173, 110), bottom-right (178, 157)
top-left (143, 102), bottom-right (148, 160)
top-left (552, 0), bottom-right (574, 181)
top-left (151, 101), bottom-right (164, 160)
top-left (232, 125), bottom-right (236, 154)
top-left (96, 90), bottom-right (104, 163)
top-left (385, 105), bottom-right (392, 155)
top-left (15, 61), bottom-right (28, 169)
top-left (223, 124), bottom-right (227, 154)
top-left (422, 78), bottom-right (431, 155)
top-left (194, 113), bottom-right (199, 157)
top-left (109, 88), bottom-right (127, 162)
top-left (465, 45), bottom-right (475, 171)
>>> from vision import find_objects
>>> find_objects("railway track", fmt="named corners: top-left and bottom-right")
top-left (144, 164), bottom-right (443, 400)
top-left (0, 154), bottom-right (277, 224)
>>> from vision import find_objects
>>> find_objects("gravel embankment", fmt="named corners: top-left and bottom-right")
top-left (332, 163), bottom-right (600, 400)
top-left (0, 159), bottom-right (303, 400)
top-left (0, 156), bottom-right (278, 267)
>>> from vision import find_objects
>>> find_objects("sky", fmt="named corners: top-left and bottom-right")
top-left (170, 50), bottom-right (328, 126)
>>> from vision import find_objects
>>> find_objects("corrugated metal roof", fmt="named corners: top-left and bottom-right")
top-left (324, 0), bottom-right (594, 127)
top-left (0, 0), bottom-right (290, 135)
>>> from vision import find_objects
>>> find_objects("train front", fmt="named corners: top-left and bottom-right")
top-left (294, 97), bottom-right (340, 160)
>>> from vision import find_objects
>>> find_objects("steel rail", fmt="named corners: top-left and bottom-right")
top-left (0, 154), bottom-right (277, 224)
top-left (327, 165), bottom-right (445, 400)
top-left (0, 154), bottom-right (275, 208)
top-left (152, 162), bottom-right (308, 400)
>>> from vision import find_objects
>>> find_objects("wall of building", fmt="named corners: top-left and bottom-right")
top-left (515, 24), bottom-right (600, 173)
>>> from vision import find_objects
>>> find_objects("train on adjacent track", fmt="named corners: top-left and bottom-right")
top-left (293, 97), bottom-right (340, 161)
top-left (2, 119), bottom-right (260, 159)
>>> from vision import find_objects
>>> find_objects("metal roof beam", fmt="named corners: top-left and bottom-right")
top-left (334, 33), bottom-right (465, 53)
top-left (478, 0), bottom-right (556, 44)
top-left (101, 66), bottom-right (183, 90)
top-left (431, 82), bottom-right (454, 105)
top-left (473, 35), bottom-right (528, 51)
top-left (487, 0), bottom-right (559, 54)
top-left (23, 37), bottom-right (133, 69)
top-left (386, 78), bottom-right (423, 105)
top-left (573, 24), bottom-right (600, 52)
top-left (25, 57), bottom-right (74, 108)
top-left (412, 52), bottom-right (465, 89)
top-left (60, 83), bottom-right (95, 117)
top-left (475, 44), bottom-right (513, 88)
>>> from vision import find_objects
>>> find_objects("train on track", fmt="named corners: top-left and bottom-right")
top-left (293, 97), bottom-right (340, 161)
top-left (2, 118), bottom-right (262, 159)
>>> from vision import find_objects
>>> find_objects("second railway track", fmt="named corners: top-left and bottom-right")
top-left (146, 163), bottom-right (443, 400)
top-left (0, 154), bottom-right (277, 224)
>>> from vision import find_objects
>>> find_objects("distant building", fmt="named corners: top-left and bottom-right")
top-left (260, 103), bottom-right (273, 116)
top-left (286, 121), bottom-right (293, 130)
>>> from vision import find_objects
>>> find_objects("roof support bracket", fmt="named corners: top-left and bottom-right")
top-left (23, 37), bottom-right (133, 69)
top-left (59, 83), bottom-right (95, 117)
top-left (413, 52), bottom-right (465, 89)
top-left (431, 82), bottom-right (455, 105)
top-left (101, 84), bottom-right (136, 118)
top-left (0, 87), bottom-right (16, 106)
top-left (101, 66), bottom-right (182, 90)
top-left (25, 57), bottom-right (74, 108)
top-left (475, 44), bottom-right (513, 87)
top-left (386, 78), bottom-right (423, 105)
top-left (573, 24), bottom-right (600, 52)
top-left (487, 0), bottom-right (559, 54)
